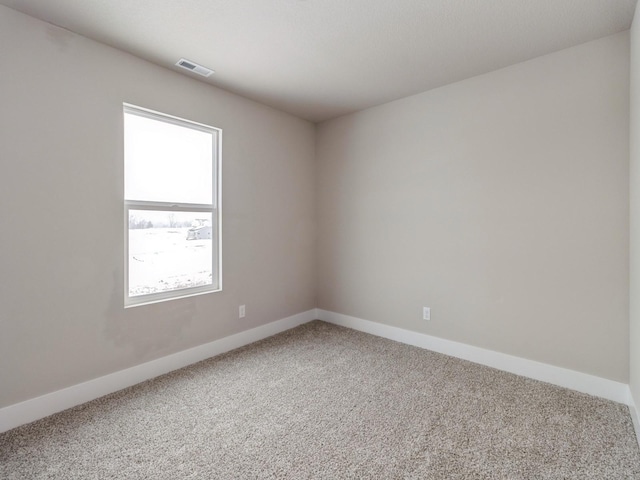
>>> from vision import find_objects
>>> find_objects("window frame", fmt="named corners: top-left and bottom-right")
top-left (123, 103), bottom-right (222, 308)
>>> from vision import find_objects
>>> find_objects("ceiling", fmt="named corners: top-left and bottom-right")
top-left (0, 0), bottom-right (637, 122)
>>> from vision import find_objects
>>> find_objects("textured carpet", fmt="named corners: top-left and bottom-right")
top-left (1, 321), bottom-right (639, 479)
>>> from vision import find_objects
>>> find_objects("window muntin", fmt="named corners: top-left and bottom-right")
top-left (124, 104), bottom-right (221, 306)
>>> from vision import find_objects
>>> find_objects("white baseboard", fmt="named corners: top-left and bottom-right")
top-left (317, 309), bottom-right (630, 405)
top-left (0, 309), bottom-right (317, 434)
top-left (2, 308), bottom-right (631, 434)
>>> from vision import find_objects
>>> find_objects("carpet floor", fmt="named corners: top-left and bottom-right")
top-left (1, 320), bottom-right (639, 479)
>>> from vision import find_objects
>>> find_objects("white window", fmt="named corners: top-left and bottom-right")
top-left (124, 104), bottom-right (221, 307)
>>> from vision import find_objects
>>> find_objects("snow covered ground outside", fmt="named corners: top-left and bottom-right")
top-left (128, 228), bottom-right (213, 296)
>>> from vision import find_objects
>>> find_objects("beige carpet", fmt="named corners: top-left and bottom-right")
top-left (1, 320), bottom-right (639, 479)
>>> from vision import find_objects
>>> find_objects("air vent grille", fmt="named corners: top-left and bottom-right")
top-left (175, 58), bottom-right (214, 77)
top-left (179, 60), bottom-right (197, 70)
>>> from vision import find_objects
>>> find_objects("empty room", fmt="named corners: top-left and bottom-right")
top-left (2, 0), bottom-right (640, 477)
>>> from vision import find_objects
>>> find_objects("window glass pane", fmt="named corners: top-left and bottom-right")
top-left (124, 112), bottom-right (213, 204)
top-left (128, 210), bottom-right (216, 297)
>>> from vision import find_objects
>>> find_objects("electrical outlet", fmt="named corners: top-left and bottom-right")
top-left (239, 305), bottom-right (246, 318)
top-left (423, 307), bottom-right (431, 321)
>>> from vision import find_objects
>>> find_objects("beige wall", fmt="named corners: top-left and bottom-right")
top-left (317, 32), bottom-right (630, 382)
top-left (631, 7), bottom-right (640, 406)
top-left (0, 6), bottom-right (316, 408)
top-left (0, 4), bottom-right (633, 410)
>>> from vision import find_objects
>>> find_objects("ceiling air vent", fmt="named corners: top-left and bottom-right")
top-left (176, 58), bottom-right (214, 77)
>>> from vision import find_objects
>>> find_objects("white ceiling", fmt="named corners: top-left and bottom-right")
top-left (1, 0), bottom-right (637, 122)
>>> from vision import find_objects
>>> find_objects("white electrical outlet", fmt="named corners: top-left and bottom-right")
top-left (423, 307), bottom-right (431, 321)
top-left (239, 305), bottom-right (246, 318)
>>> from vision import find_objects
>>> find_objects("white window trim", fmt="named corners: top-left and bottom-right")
top-left (123, 103), bottom-right (222, 308)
